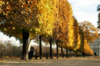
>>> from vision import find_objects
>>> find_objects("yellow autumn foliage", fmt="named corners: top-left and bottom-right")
top-left (83, 38), bottom-right (94, 55)
top-left (72, 18), bottom-right (81, 50)
top-left (76, 34), bottom-right (81, 49)
top-left (35, 0), bottom-right (55, 36)
top-left (67, 12), bottom-right (74, 48)
top-left (0, 0), bottom-right (94, 56)
top-left (53, 0), bottom-right (75, 49)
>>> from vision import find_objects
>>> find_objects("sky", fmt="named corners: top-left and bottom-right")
top-left (0, 0), bottom-right (100, 46)
top-left (0, 32), bottom-right (20, 46)
top-left (68, 0), bottom-right (100, 27)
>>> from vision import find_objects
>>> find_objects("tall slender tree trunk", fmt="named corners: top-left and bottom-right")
top-left (39, 35), bottom-right (42, 59)
top-left (61, 47), bottom-right (64, 58)
top-left (66, 48), bottom-right (68, 58)
top-left (21, 31), bottom-right (29, 60)
top-left (56, 41), bottom-right (59, 58)
top-left (28, 40), bottom-right (31, 52)
top-left (49, 39), bottom-right (53, 59)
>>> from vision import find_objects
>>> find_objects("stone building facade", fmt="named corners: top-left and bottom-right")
top-left (89, 38), bottom-right (100, 56)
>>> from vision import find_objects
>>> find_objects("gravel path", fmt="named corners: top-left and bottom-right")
top-left (0, 57), bottom-right (100, 66)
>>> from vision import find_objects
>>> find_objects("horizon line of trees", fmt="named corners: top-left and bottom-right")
top-left (0, 41), bottom-right (68, 58)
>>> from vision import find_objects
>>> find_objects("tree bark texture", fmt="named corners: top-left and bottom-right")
top-left (39, 35), bottom-right (42, 59)
top-left (49, 39), bottom-right (53, 59)
top-left (66, 48), bottom-right (68, 58)
top-left (56, 41), bottom-right (59, 58)
top-left (21, 31), bottom-right (29, 60)
top-left (61, 47), bottom-right (64, 58)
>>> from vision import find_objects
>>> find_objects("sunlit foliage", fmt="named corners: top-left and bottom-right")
top-left (0, 0), bottom-right (94, 56)
top-left (79, 21), bottom-right (98, 42)
top-left (0, 0), bottom-right (55, 39)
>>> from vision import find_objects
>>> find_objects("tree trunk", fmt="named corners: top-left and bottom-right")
top-left (56, 41), bottom-right (59, 58)
top-left (21, 31), bottom-right (29, 60)
top-left (28, 41), bottom-right (31, 52)
top-left (49, 39), bottom-right (53, 59)
top-left (61, 47), bottom-right (64, 58)
top-left (66, 48), bottom-right (68, 58)
top-left (39, 35), bottom-right (42, 59)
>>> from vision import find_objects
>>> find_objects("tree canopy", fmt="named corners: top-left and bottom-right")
top-left (0, 0), bottom-right (56, 39)
top-left (0, 0), bottom-right (95, 59)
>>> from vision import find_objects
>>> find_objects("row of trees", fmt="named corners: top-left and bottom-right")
top-left (0, 0), bottom-right (98, 60)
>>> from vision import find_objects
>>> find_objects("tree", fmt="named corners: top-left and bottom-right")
top-left (53, 0), bottom-right (74, 58)
top-left (73, 17), bottom-right (81, 51)
top-left (97, 5), bottom-right (100, 28)
top-left (0, 0), bottom-right (38, 60)
top-left (97, 13), bottom-right (100, 28)
top-left (97, 5), bottom-right (100, 11)
top-left (0, 42), bottom-right (6, 58)
top-left (35, 0), bottom-right (56, 59)
top-left (49, 38), bottom-right (53, 59)
top-left (83, 38), bottom-right (94, 56)
top-left (79, 21), bottom-right (98, 42)
top-left (78, 27), bottom-right (94, 56)
top-left (0, 0), bottom-right (55, 60)
top-left (37, 35), bottom-right (55, 59)
top-left (61, 46), bottom-right (64, 58)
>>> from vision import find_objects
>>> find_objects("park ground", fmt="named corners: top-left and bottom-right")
top-left (0, 56), bottom-right (100, 66)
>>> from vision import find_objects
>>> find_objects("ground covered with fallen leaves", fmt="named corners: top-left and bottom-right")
top-left (0, 56), bottom-right (100, 66)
